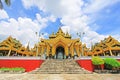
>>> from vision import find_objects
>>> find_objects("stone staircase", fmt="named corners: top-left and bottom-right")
top-left (29, 59), bottom-right (92, 74)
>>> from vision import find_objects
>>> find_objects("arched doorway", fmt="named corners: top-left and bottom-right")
top-left (56, 46), bottom-right (65, 59)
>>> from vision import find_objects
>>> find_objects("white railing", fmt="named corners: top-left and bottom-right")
top-left (0, 56), bottom-right (120, 60)
top-left (0, 56), bottom-right (45, 60)
top-left (75, 56), bottom-right (120, 60)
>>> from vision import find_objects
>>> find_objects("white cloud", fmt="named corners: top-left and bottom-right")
top-left (61, 26), bottom-right (70, 33)
top-left (22, 0), bottom-right (46, 11)
top-left (20, 0), bottom-right (120, 47)
top-left (0, 10), bottom-right (9, 19)
top-left (84, 0), bottom-right (120, 13)
top-left (0, 13), bottom-right (56, 48)
top-left (113, 35), bottom-right (120, 42)
top-left (0, 17), bottom-right (39, 47)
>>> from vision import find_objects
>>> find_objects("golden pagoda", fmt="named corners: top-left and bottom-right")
top-left (0, 28), bottom-right (120, 58)
top-left (0, 36), bottom-right (34, 56)
top-left (37, 28), bottom-right (83, 59)
top-left (87, 36), bottom-right (120, 56)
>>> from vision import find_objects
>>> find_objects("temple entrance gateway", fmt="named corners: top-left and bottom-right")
top-left (56, 46), bottom-right (65, 59)
top-left (39, 28), bottom-right (84, 59)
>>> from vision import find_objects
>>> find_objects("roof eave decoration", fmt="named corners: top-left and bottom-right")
top-left (49, 27), bottom-right (71, 39)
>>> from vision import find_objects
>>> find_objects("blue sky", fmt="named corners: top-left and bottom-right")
top-left (0, 0), bottom-right (120, 47)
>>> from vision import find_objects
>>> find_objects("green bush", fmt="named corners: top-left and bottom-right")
top-left (0, 67), bottom-right (25, 72)
top-left (0, 68), bottom-right (10, 71)
top-left (104, 58), bottom-right (120, 69)
top-left (11, 67), bottom-right (25, 72)
top-left (92, 56), bottom-right (104, 65)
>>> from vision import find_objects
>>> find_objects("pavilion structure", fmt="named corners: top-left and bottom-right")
top-left (38, 28), bottom-right (86, 59)
top-left (87, 36), bottom-right (120, 56)
top-left (0, 36), bottom-right (36, 56)
top-left (0, 28), bottom-right (120, 58)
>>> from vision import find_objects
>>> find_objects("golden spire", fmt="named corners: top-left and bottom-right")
top-left (65, 31), bottom-right (71, 39)
top-left (56, 27), bottom-right (65, 36)
top-left (57, 27), bottom-right (63, 33)
top-left (49, 32), bottom-right (56, 39)
top-left (26, 41), bottom-right (30, 51)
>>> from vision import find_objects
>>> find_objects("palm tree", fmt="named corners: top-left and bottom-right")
top-left (0, 0), bottom-right (10, 9)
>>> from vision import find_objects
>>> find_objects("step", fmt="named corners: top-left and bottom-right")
top-left (29, 59), bottom-right (92, 74)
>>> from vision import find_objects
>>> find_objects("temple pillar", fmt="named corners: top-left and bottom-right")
top-left (79, 46), bottom-right (82, 56)
top-left (41, 46), bottom-right (44, 55)
top-left (109, 49), bottom-right (113, 56)
top-left (38, 46), bottom-right (42, 56)
top-left (7, 49), bottom-right (11, 56)
top-left (71, 46), bottom-right (74, 57)
top-left (46, 45), bottom-right (50, 57)
top-left (75, 46), bottom-right (80, 56)
top-left (65, 47), bottom-right (68, 57)
top-left (52, 47), bottom-right (55, 56)
top-left (102, 50), bottom-right (106, 56)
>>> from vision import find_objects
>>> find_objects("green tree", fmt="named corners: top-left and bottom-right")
top-left (0, 0), bottom-right (10, 9)
top-left (104, 58), bottom-right (120, 69)
top-left (92, 56), bottom-right (104, 65)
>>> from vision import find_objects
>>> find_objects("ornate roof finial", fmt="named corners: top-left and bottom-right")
top-left (58, 27), bottom-right (63, 33)
top-left (26, 41), bottom-right (30, 51)
top-left (56, 27), bottom-right (65, 36)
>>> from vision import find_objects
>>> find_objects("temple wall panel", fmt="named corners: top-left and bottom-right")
top-left (52, 47), bottom-right (55, 56)
top-left (41, 46), bottom-right (45, 54)
top-left (46, 45), bottom-right (50, 56)
top-left (75, 46), bottom-right (80, 56)
top-left (70, 46), bottom-right (74, 56)
top-left (65, 47), bottom-right (68, 56)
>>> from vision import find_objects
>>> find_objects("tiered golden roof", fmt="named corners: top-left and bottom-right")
top-left (49, 28), bottom-right (71, 39)
top-left (0, 28), bottom-right (120, 57)
top-left (0, 36), bottom-right (35, 56)
top-left (38, 27), bottom-right (82, 58)
top-left (87, 36), bottom-right (120, 56)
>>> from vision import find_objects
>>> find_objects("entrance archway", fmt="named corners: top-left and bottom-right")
top-left (56, 46), bottom-right (65, 59)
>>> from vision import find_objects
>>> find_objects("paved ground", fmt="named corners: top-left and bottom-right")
top-left (0, 73), bottom-right (120, 80)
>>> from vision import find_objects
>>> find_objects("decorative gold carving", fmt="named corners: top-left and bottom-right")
top-left (0, 29), bottom-right (120, 57)
top-left (87, 36), bottom-right (120, 56)
top-left (38, 28), bottom-right (82, 57)
top-left (0, 36), bottom-right (33, 56)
